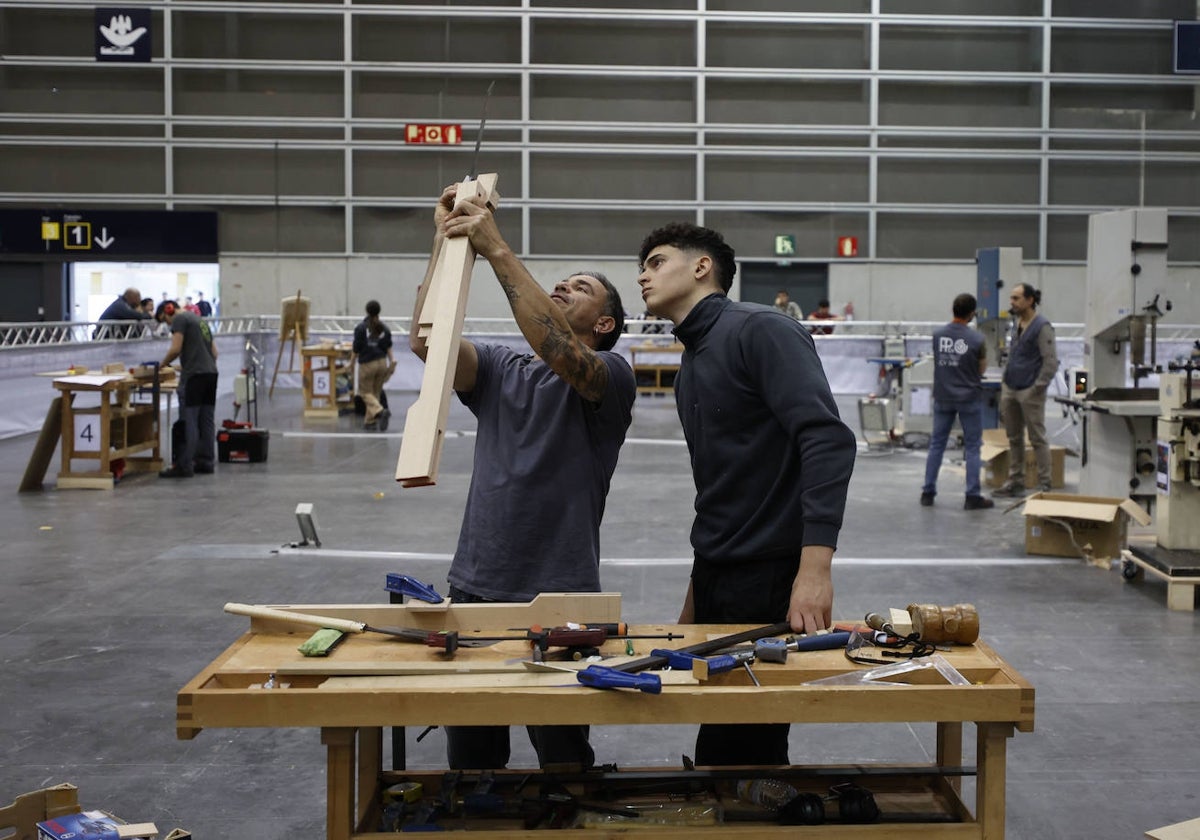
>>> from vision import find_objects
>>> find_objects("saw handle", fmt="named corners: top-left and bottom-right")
top-left (224, 602), bottom-right (367, 635)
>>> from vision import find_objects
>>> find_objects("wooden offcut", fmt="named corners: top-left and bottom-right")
top-left (396, 174), bottom-right (499, 487)
top-left (19, 396), bottom-right (62, 492)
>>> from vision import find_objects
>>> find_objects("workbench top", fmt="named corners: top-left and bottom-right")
top-left (177, 600), bottom-right (1035, 739)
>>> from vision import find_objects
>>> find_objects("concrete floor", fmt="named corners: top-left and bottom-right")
top-left (2, 389), bottom-right (1197, 838)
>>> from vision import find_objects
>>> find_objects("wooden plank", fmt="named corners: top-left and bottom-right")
top-left (396, 173), bottom-right (498, 487)
top-left (1146, 816), bottom-right (1200, 839)
top-left (936, 721), bottom-right (963, 797)
top-left (356, 728), bottom-right (382, 830)
top-left (20, 396), bottom-right (63, 492)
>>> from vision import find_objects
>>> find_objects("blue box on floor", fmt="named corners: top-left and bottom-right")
top-left (217, 427), bottom-right (269, 463)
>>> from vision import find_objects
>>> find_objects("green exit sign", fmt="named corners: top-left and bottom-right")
top-left (774, 235), bottom-right (796, 256)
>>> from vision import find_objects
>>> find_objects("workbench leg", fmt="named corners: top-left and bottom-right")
top-left (322, 727), bottom-right (357, 840)
top-left (976, 722), bottom-right (1014, 840)
top-left (358, 727), bottom-right (382, 830)
top-left (1167, 582), bottom-right (1195, 611)
top-left (936, 721), bottom-right (964, 796)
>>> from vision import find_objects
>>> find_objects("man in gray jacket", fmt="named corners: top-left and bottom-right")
top-left (993, 283), bottom-right (1058, 497)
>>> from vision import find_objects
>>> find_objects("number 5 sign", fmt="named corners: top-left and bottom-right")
top-left (312, 369), bottom-right (331, 397)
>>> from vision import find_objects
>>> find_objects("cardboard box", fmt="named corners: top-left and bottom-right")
top-left (981, 428), bottom-right (1067, 489)
top-left (1015, 492), bottom-right (1151, 563)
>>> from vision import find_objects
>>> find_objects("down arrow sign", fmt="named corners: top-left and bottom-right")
top-left (96, 227), bottom-right (115, 249)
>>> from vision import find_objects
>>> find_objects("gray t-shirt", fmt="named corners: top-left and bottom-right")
top-left (449, 343), bottom-right (636, 601)
top-left (171, 310), bottom-right (217, 386)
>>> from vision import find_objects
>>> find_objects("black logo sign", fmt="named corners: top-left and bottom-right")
top-left (95, 8), bottom-right (152, 63)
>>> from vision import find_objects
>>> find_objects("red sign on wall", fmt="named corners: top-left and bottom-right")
top-left (405, 124), bottom-right (463, 145)
top-left (837, 236), bottom-right (858, 257)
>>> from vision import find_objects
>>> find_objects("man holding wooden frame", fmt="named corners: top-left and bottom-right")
top-left (409, 183), bottom-right (637, 770)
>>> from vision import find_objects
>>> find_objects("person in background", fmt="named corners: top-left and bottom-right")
top-left (806, 299), bottom-right (842, 335)
top-left (920, 293), bottom-right (993, 510)
top-left (196, 292), bottom-right (213, 318)
top-left (353, 299), bottom-right (393, 431)
top-left (140, 297), bottom-right (155, 316)
top-left (411, 183), bottom-right (635, 772)
top-left (773, 289), bottom-right (803, 321)
top-left (637, 222), bottom-right (856, 767)
top-left (158, 303), bottom-right (218, 478)
top-left (184, 296), bottom-right (201, 315)
top-left (993, 283), bottom-right (1059, 497)
top-left (94, 287), bottom-right (152, 339)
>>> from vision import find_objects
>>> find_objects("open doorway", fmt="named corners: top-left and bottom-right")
top-left (740, 262), bottom-right (829, 318)
top-left (71, 261), bottom-right (220, 323)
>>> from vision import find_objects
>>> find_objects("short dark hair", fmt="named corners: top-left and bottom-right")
top-left (575, 271), bottom-right (624, 352)
top-left (952, 293), bottom-right (977, 319)
top-left (638, 222), bottom-right (737, 294)
top-left (365, 299), bottom-right (381, 318)
top-left (818, 299), bottom-right (831, 309)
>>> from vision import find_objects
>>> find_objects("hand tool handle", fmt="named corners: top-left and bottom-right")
top-left (539, 628), bottom-right (607, 648)
top-left (224, 602), bottom-right (366, 634)
top-left (576, 665), bottom-right (662, 694)
top-left (616, 621), bottom-right (794, 674)
top-left (791, 630), bottom-right (852, 652)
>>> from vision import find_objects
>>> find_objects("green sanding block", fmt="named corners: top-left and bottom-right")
top-left (298, 628), bottom-right (346, 657)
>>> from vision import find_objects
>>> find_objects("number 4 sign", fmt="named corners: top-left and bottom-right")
top-left (75, 419), bottom-right (99, 452)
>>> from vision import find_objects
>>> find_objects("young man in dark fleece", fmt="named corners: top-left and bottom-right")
top-left (637, 222), bottom-right (856, 767)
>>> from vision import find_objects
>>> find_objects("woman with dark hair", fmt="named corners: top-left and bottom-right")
top-left (353, 299), bottom-right (394, 430)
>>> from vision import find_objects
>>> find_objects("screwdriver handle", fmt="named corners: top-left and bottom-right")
top-left (791, 630), bottom-right (852, 652)
top-left (576, 665), bottom-right (662, 694)
top-left (538, 628), bottom-right (608, 648)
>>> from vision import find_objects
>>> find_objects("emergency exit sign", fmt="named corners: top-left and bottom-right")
top-left (405, 124), bottom-right (463, 144)
top-left (774, 235), bottom-right (796, 256)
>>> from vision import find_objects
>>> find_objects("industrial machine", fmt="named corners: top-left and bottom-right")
top-left (1077, 208), bottom-right (1172, 505)
top-left (975, 246), bottom-right (1022, 369)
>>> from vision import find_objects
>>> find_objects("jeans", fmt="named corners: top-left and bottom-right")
top-left (177, 373), bottom-right (217, 471)
top-left (922, 400), bottom-right (984, 498)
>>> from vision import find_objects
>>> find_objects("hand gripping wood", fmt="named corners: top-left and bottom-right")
top-left (396, 174), bottom-right (500, 487)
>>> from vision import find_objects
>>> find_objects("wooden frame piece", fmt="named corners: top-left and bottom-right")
top-left (395, 173), bottom-right (499, 487)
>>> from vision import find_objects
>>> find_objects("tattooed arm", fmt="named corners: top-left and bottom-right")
top-left (442, 189), bottom-right (611, 403)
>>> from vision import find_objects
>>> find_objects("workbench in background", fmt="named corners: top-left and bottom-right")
top-left (301, 343), bottom-right (354, 419)
top-left (49, 367), bottom-right (170, 490)
top-left (630, 341), bottom-right (683, 396)
top-left (178, 595), bottom-right (1035, 839)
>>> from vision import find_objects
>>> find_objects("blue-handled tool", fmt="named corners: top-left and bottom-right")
top-left (576, 665), bottom-right (662, 694)
top-left (650, 648), bottom-right (746, 675)
top-left (384, 573), bottom-right (445, 604)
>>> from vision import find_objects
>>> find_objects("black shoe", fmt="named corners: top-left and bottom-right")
top-left (159, 466), bottom-right (194, 478)
top-left (920, 492), bottom-right (935, 507)
top-left (194, 464), bottom-right (215, 474)
top-left (991, 483), bottom-right (1025, 498)
top-left (364, 420), bottom-right (378, 430)
top-left (378, 409), bottom-right (391, 432)
top-left (964, 495), bottom-right (995, 510)
top-left (1037, 483), bottom-right (1053, 493)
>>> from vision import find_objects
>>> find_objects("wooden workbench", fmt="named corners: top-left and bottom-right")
top-left (301, 343), bottom-right (354, 418)
top-left (51, 370), bottom-right (168, 489)
top-left (177, 595), bottom-right (1034, 839)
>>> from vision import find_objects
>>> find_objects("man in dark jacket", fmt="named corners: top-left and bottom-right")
top-left (637, 222), bottom-right (856, 767)
top-left (95, 288), bottom-right (152, 339)
top-left (921, 293), bottom-right (993, 509)
top-left (993, 283), bottom-right (1058, 497)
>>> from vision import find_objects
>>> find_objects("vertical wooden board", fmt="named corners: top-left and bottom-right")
top-left (396, 174), bottom-right (498, 487)
top-left (20, 396), bottom-right (62, 492)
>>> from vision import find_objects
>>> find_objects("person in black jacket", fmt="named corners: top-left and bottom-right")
top-left (353, 300), bottom-right (394, 430)
top-left (637, 222), bottom-right (856, 767)
top-left (94, 288), bottom-right (152, 339)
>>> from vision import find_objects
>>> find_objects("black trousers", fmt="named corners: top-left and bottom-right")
top-left (443, 586), bottom-right (595, 770)
top-left (691, 555), bottom-right (800, 767)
